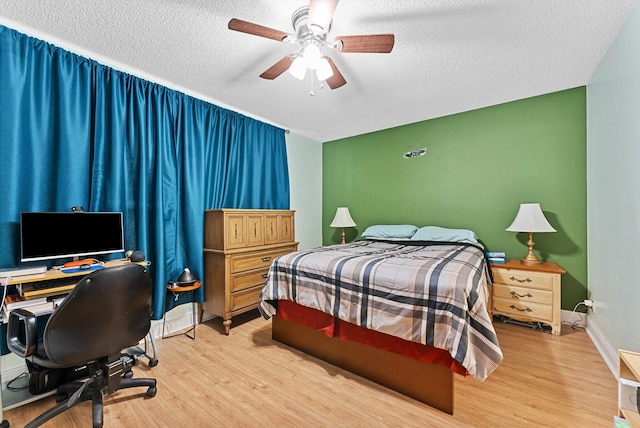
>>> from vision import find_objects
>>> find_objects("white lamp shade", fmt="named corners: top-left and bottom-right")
top-left (289, 56), bottom-right (307, 80)
top-left (506, 203), bottom-right (556, 233)
top-left (330, 207), bottom-right (356, 228)
top-left (315, 57), bottom-right (334, 81)
top-left (302, 43), bottom-right (322, 69)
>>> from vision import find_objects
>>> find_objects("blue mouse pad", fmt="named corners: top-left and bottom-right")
top-left (61, 264), bottom-right (104, 274)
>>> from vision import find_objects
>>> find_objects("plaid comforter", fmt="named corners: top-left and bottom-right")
top-left (260, 239), bottom-right (503, 380)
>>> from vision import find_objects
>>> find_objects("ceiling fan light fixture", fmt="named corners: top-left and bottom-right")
top-left (289, 56), bottom-right (307, 80)
top-left (316, 57), bottom-right (334, 81)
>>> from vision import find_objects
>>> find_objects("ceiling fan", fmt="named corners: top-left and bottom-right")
top-left (228, 0), bottom-right (395, 91)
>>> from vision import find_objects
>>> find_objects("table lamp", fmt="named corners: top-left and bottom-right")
top-left (506, 203), bottom-right (556, 264)
top-left (330, 207), bottom-right (356, 244)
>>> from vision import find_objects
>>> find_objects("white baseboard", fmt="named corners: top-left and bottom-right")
top-left (561, 309), bottom-right (616, 378)
top-left (585, 317), bottom-right (617, 378)
top-left (156, 310), bottom-right (199, 338)
top-left (561, 308), bottom-right (587, 329)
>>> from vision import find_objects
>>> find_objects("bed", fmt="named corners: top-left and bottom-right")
top-left (259, 236), bottom-right (503, 414)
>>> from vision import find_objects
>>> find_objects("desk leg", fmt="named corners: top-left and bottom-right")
top-left (0, 370), bottom-right (8, 427)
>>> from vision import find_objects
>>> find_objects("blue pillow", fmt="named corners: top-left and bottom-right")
top-left (410, 226), bottom-right (479, 244)
top-left (361, 224), bottom-right (418, 239)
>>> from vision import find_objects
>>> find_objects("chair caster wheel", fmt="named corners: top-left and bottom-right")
top-left (146, 387), bottom-right (157, 398)
top-left (149, 359), bottom-right (159, 367)
top-left (124, 370), bottom-right (133, 379)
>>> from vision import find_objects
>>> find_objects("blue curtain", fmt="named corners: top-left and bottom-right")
top-left (0, 25), bottom-right (290, 319)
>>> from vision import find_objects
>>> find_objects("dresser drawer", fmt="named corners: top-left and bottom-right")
top-left (492, 283), bottom-right (552, 305)
top-left (492, 298), bottom-right (552, 322)
top-left (230, 269), bottom-right (269, 292)
top-left (492, 268), bottom-right (553, 291)
top-left (231, 285), bottom-right (262, 312)
top-left (230, 248), bottom-right (291, 274)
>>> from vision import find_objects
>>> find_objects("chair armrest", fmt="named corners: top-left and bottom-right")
top-left (6, 308), bottom-right (38, 358)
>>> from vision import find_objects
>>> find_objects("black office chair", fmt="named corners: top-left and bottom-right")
top-left (6, 264), bottom-right (157, 428)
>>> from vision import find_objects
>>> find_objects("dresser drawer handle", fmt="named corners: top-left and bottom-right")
top-left (509, 276), bottom-right (532, 283)
top-left (509, 304), bottom-right (532, 312)
top-left (261, 256), bottom-right (271, 262)
top-left (510, 291), bottom-right (533, 299)
top-left (262, 274), bottom-right (268, 279)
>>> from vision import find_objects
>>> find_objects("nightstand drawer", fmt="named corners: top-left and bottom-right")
top-left (492, 268), bottom-right (553, 291)
top-left (493, 283), bottom-right (553, 305)
top-left (492, 298), bottom-right (552, 322)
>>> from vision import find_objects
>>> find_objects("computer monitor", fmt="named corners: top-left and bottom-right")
top-left (20, 212), bottom-right (125, 262)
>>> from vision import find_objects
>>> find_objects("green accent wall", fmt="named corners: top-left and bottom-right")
top-left (323, 87), bottom-right (587, 310)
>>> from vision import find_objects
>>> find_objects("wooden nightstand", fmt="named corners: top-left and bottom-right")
top-left (490, 259), bottom-right (566, 335)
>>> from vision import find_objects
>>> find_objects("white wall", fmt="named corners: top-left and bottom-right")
top-left (285, 132), bottom-right (323, 250)
top-left (587, 0), bottom-right (640, 364)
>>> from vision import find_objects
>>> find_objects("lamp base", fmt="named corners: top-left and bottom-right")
top-left (520, 254), bottom-right (542, 264)
top-left (521, 232), bottom-right (541, 264)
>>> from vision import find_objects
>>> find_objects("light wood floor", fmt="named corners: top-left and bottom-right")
top-left (4, 312), bottom-right (617, 427)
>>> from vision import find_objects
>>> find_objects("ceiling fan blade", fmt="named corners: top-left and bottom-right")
top-left (260, 55), bottom-right (295, 80)
top-left (324, 57), bottom-right (346, 89)
top-left (307, 0), bottom-right (339, 35)
top-left (333, 34), bottom-right (395, 53)
top-left (228, 18), bottom-right (290, 42)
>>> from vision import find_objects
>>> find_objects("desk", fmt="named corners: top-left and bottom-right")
top-left (1, 259), bottom-right (140, 287)
top-left (0, 259), bottom-right (145, 411)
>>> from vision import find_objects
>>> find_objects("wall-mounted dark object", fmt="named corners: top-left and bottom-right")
top-left (404, 148), bottom-right (426, 159)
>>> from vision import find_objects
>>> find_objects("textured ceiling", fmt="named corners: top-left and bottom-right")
top-left (0, 1), bottom-right (636, 142)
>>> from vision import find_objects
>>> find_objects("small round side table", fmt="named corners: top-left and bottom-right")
top-left (163, 280), bottom-right (202, 340)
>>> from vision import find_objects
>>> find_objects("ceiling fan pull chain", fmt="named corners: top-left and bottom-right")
top-left (310, 70), bottom-right (315, 96)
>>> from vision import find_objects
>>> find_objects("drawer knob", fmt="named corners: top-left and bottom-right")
top-left (509, 304), bottom-right (532, 312)
top-left (262, 274), bottom-right (268, 279)
top-left (509, 276), bottom-right (532, 283)
top-left (261, 256), bottom-right (271, 262)
top-left (510, 291), bottom-right (533, 299)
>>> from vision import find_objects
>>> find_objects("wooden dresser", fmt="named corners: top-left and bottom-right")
top-left (203, 209), bottom-right (298, 334)
top-left (490, 259), bottom-right (565, 335)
